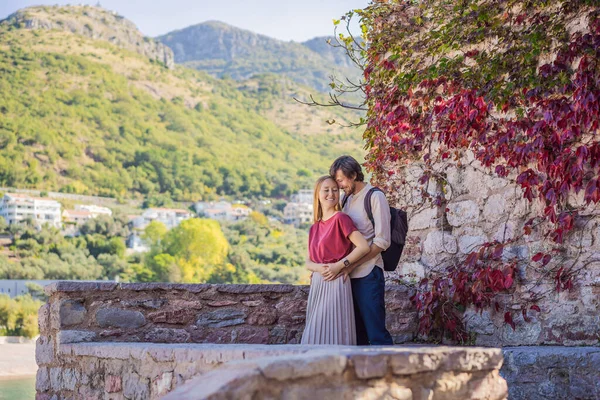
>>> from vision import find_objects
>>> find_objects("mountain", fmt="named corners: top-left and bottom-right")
top-left (156, 22), bottom-right (361, 92)
top-left (5, 5), bottom-right (174, 68)
top-left (0, 5), bottom-right (364, 202)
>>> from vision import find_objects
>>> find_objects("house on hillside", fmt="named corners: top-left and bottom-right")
top-left (195, 201), bottom-right (252, 222)
top-left (74, 204), bottom-right (112, 217)
top-left (141, 208), bottom-right (193, 229)
top-left (290, 189), bottom-right (312, 205)
top-left (126, 207), bottom-right (193, 253)
top-left (283, 189), bottom-right (313, 227)
top-left (0, 193), bottom-right (62, 229)
top-left (126, 234), bottom-right (150, 253)
top-left (62, 209), bottom-right (94, 225)
top-left (283, 202), bottom-right (313, 228)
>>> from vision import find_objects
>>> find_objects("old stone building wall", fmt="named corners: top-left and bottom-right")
top-left (388, 158), bottom-right (600, 347)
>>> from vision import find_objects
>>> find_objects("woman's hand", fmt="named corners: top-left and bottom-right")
top-left (322, 261), bottom-right (343, 281)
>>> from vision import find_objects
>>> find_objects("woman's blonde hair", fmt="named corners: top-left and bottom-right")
top-left (313, 175), bottom-right (340, 223)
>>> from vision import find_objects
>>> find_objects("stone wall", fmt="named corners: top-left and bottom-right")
top-left (36, 342), bottom-right (317, 399)
top-left (388, 160), bottom-right (600, 346)
top-left (501, 346), bottom-right (600, 400)
top-left (39, 281), bottom-right (416, 347)
top-left (36, 282), bottom-right (600, 399)
top-left (165, 346), bottom-right (507, 400)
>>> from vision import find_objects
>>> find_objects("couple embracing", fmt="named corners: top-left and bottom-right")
top-left (301, 155), bottom-right (393, 346)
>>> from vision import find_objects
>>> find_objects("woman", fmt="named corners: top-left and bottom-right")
top-left (301, 175), bottom-right (370, 345)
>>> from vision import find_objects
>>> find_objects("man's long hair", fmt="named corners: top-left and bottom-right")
top-left (329, 155), bottom-right (364, 182)
top-left (313, 175), bottom-right (340, 223)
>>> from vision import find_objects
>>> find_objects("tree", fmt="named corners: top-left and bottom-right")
top-left (141, 221), bottom-right (168, 247)
top-left (145, 218), bottom-right (229, 283)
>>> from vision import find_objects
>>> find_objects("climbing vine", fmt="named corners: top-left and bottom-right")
top-left (350, 0), bottom-right (600, 341)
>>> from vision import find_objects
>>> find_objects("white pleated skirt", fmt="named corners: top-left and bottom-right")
top-left (300, 272), bottom-right (356, 345)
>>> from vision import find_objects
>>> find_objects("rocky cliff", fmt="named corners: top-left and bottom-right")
top-left (2, 5), bottom-right (174, 69)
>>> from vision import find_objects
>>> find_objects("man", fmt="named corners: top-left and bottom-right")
top-left (328, 155), bottom-right (394, 345)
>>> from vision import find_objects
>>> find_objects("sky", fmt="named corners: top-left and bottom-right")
top-left (1, 0), bottom-right (369, 41)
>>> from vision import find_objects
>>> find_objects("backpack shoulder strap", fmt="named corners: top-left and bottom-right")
top-left (364, 187), bottom-right (383, 228)
top-left (341, 193), bottom-right (350, 209)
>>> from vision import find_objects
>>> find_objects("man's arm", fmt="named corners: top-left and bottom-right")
top-left (345, 191), bottom-right (391, 273)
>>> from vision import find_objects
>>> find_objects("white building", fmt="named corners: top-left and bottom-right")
top-left (283, 202), bottom-right (313, 227)
top-left (74, 204), bottom-right (112, 217)
top-left (0, 193), bottom-right (62, 229)
top-left (140, 207), bottom-right (193, 230)
top-left (126, 234), bottom-right (150, 253)
top-left (62, 209), bottom-right (94, 225)
top-left (291, 189), bottom-right (313, 205)
top-left (195, 201), bottom-right (252, 222)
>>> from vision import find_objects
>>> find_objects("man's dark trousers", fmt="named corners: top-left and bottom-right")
top-left (351, 266), bottom-right (393, 345)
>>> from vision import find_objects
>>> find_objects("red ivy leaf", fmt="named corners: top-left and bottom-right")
top-left (492, 244), bottom-right (504, 260)
top-left (532, 252), bottom-right (544, 262)
top-left (504, 274), bottom-right (514, 289)
top-left (542, 254), bottom-right (552, 266)
top-left (530, 305), bottom-right (541, 312)
top-left (504, 312), bottom-right (516, 330)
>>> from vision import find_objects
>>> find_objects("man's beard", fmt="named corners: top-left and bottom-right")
top-left (345, 182), bottom-right (356, 195)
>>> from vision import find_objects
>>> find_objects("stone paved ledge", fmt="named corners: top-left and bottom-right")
top-left (163, 346), bottom-right (507, 400)
top-left (37, 343), bottom-right (321, 399)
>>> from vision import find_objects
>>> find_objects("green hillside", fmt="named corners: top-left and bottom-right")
top-left (0, 5), bottom-right (364, 202)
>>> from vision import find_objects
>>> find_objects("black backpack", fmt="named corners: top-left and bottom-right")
top-left (344, 187), bottom-right (408, 271)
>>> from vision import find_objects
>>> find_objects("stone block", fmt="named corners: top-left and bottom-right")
top-left (49, 367), bottom-right (61, 391)
top-left (483, 193), bottom-right (509, 222)
top-left (120, 298), bottom-right (168, 309)
top-left (58, 330), bottom-right (97, 344)
top-left (389, 384), bottom-right (413, 400)
top-left (447, 200), bottom-right (480, 227)
top-left (242, 300), bottom-right (262, 307)
top-left (196, 308), bottom-right (247, 328)
top-left (147, 309), bottom-right (196, 324)
top-left (464, 310), bottom-right (495, 335)
top-left (458, 235), bottom-right (487, 254)
top-left (38, 303), bottom-right (50, 334)
top-left (442, 349), bottom-right (503, 372)
top-left (390, 350), bottom-right (446, 375)
top-left (230, 326), bottom-right (269, 344)
top-left (402, 236), bottom-right (422, 262)
top-left (123, 372), bottom-right (150, 400)
top-left (144, 328), bottom-right (190, 343)
top-left (397, 262), bottom-right (426, 279)
top-left (410, 207), bottom-right (439, 230)
top-left (207, 300), bottom-right (238, 307)
top-left (276, 300), bottom-right (307, 325)
top-left (247, 308), bottom-right (278, 325)
top-left (423, 231), bottom-right (457, 254)
top-left (35, 336), bottom-right (55, 366)
top-left (152, 371), bottom-right (173, 397)
top-left (493, 222), bottom-right (516, 242)
top-left (351, 354), bottom-right (389, 379)
top-left (59, 299), bottom-right (87, 327)
top-left (96, 308), bottom-right (146, 329)
top-left (36, 367), bottom-right (50, 392)
top-left (259, 353), bottom-right (347, 380)
top-left (61, 368), bottom-right (78, 391)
